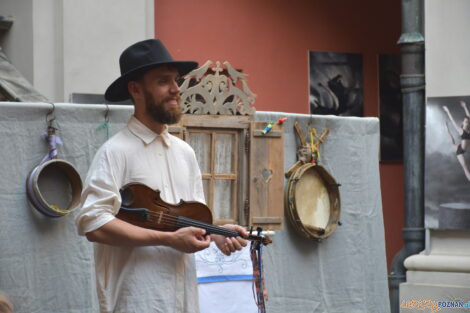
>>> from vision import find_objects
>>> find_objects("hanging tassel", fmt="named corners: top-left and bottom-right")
top-left (310, 128), bottom-right (319, 164)
top-left (250, 228), bottom-right (268, 313)
top-left (309, 128), bottom-right (330, 165)
top-left (96, 104), bottom-right (110, 139)
top-left (96, 121), bottom-right (109, 139)
top-left (41, 125), bottom-right (63, 164)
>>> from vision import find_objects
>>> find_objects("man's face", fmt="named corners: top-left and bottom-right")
top-left (139, 65), bottom-right (182, 125)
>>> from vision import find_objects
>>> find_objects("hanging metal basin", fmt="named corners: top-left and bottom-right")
top-left (26, 159), bottom-right (82, 217)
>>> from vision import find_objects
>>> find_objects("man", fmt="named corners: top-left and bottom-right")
top-left (75, 39), bottom-right (248, 313)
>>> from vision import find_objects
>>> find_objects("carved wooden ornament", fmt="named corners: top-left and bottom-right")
top-left (179, 60), bottom-right (256, 115)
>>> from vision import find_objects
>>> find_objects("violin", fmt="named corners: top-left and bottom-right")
top-left (116, 182), bottom-right (272, 245)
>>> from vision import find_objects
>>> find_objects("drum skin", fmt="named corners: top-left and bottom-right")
top-left (285, 163), bottom-right (341, 240)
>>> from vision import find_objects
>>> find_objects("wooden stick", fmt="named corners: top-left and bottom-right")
top-left (294, 121), bottom-right (307, 146)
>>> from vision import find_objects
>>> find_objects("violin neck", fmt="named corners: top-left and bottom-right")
top-left (177, 216), bottom-right (239, 237)
top-left (177, 216), bottom-right (266, 243)
top-left (118, 207), bottom-right (268, 244)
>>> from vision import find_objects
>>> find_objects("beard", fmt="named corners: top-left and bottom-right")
top-left (144, 89), bottom-right (182, 125)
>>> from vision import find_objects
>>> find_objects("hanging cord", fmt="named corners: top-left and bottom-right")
top-left (309, 128), bottom-right (329, 165)
top-left (41, 103), bottom-right (63, 164)
top-left (96, 103), bottom-right (110, 139)
top-left (250, 227), bottom-right (268, 313)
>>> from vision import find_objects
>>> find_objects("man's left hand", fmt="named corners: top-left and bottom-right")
top-left (211, 224), bottom-right (248, 256)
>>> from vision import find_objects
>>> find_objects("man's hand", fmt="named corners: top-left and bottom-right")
top-left (166, 227), bottom-right (211, 253)
top-left (211, 224), bottom-right (248, 256)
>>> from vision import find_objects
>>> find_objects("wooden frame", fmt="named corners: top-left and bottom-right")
top-left (171, 61), bottom-right (283, 229)
top-left (183, 115), bottom-right (250, 225)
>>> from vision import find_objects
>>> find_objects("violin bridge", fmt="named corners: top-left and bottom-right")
top-left (157, 211), bottom-right (163, 225)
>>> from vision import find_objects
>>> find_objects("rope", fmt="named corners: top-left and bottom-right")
top-left (96, 104), bottom-right (110, 139)
top-left (41, 125), bottom-right (63, 164)
top-left (309, 128), bottom-right (329, 165)
top-left (96, 121), bottom-right (109, 139)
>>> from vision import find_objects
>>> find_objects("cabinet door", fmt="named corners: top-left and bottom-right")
top-left (248, 121), bottom-right (284, 230)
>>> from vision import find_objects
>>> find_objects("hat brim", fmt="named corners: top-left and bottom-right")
top-left (104, 61), bottom-right (198, 102)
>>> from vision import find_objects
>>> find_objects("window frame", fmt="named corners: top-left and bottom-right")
top-left (181, 114), bottom-right (251, 226)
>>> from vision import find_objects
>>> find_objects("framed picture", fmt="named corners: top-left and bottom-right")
top-left (378, 54), bottom-right (402, 162)
top-left (309, 51), bottom-right (363, 116)
top-left (425, 96), bottom-right (470, 229)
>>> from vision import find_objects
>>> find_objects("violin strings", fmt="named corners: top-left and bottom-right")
top-left (142, 204), bottom-right (245, 237)
top-left (143, 210), bottom-right (239, 237)
top-left (161, 214), bottom-right (263, 241)
top-left (124, 208), bottom-right (267, 242)
top-left (177, 215), bottom-right (238, 235)
top-left (146, 212), bottom-right (265, 241)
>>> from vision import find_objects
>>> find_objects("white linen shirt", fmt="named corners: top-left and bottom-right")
top-left (75, 116), bottom-right (205, 313)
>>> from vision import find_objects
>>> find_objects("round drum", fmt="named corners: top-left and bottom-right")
top-left (285, 163), bottom-right (341, 240)
top-left (26, 159), bottom-right (82, 217)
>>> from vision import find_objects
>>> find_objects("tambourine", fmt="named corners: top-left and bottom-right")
top-left (285, 162), bottom-right (341, 240)
top-left (26, 159), bottom-right (82, 218)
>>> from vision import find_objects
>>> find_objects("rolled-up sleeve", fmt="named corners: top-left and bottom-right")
top-left (75, 146), bottom-right (124, 236)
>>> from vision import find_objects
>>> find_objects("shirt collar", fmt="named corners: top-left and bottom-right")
top-left (127, 116), bottom-right (171, 147)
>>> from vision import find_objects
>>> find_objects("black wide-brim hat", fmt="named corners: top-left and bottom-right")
top-left (105, 39), bottom-right (198, 102)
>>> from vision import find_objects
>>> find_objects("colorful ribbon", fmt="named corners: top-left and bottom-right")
top-left (96, 121), bottom-right (109, 139)
top-left (309, 128), bottom-right (329, 165)
top-left (41, 126), bottom-right (63, 164)
top-left (262, 117), bottom-right (287, 134)
top-left (250, 228), bottom-right (268, 313)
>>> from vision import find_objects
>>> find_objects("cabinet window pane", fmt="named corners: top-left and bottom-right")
top-left (202, 179), bottom-right (210, 205)
top-left (188, 132), bottom-right (211, 173)
top-left (214, 180), bottom-right (232, 220)
top-left (215, 133), bottom-right (235, 174)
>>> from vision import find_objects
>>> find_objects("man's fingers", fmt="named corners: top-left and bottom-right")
top-left (187, 227), bottom-right (210, 250)
top-left (202, 234), bottom-right (211, 244)
top-left (233, 225), bottom-right (249, 237)
top-left (190, 226), bottom-right (207, 236)
top-left (228, 237), bottom-right (242, 251)
top-left (238, 236), bottom-right (248, 247)
top-left (222, 237), bottom-right (232, 252)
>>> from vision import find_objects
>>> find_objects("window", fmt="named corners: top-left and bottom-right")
top-left (170, 115), bottom-right (284, 230)
top-left (188, 128), bottom-right (239, 224)
top-left (171, 60), bottom-right (284, 230)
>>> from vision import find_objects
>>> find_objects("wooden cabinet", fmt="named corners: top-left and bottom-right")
top-left (169, 115), bottom-right (284, 230)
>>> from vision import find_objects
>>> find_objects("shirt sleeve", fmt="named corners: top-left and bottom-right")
top-left (75, 145), bottom-right (124, 236)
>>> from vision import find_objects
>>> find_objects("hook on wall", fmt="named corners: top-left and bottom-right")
top-left (96, 103), bottom-right (110, 140)
top-left (45, 102), bottom-right (56, 128)
top-left (104, 103), bottom-right (110, 123)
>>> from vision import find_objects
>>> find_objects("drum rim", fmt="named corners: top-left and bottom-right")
top-left (285, 163), bottom-right (341, 240)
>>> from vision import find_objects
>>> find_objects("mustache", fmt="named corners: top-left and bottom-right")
top-left (163, 95), bottom-right (181, 103)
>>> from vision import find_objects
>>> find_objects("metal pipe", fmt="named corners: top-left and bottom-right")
top-left (0, 101), bottom-right (132, 111)
top-left (389, 1), bottom-right (425, 312)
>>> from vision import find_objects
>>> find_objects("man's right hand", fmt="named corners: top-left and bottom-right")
top-left (165, 227), bottom-right (211, 253)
